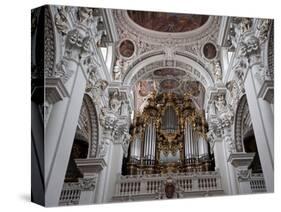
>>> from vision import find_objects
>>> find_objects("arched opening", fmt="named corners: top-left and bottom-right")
top-left (122, 52), bottom-right (215, 90)
top-left (62, 95), bottom-right (99, 182)
top-left (243, 130), bottom-right (262, 173)
top-left (120, 51), bottom-right (215, 175)
top-left (64, 135), bottom-right (88, 182)
top-left (235, 95), bottom-right (263, 173)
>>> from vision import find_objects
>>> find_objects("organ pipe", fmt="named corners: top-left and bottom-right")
top-left (130, 135), bottom-right (141, 159)
top-left (126, 92), bottom-right (214, 174)
top-left (184, 120), bottom-right (194, 159)
top-left (198, 136), bottom-right (208, 157)
top-left (143, 121), bottom-right (156, 160)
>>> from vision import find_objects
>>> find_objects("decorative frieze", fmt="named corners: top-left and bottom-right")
top-left (44, 6), bottom-right (56, 78)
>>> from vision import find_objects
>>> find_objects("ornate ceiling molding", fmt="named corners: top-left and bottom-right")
top-left (113, 10), bottom-right (221, 45)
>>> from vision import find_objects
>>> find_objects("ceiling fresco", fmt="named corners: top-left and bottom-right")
top-left (119, 39), bottom-right (135, 58)
top-left (203, 42), bottom-right (217, 59)
top-left (160, 79), bottom-right (180, 90)
top-left (127, 10), bottom-right (209, 33)
top-left (153, 68), bottom-right (186, 77)
top-left (134, 77), bottom-right (205, 114)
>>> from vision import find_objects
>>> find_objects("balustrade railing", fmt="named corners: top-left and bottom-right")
top-left (113, 171), bottom-right (223, 198)
top-left (250, 173), bottom-right (266, 193)
top-left (59, 182), bottom-right (81, 205)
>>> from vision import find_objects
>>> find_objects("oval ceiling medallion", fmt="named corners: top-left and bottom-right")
top-left (160, 79), bottom-right (180, 90)
top-left (119, 39), bottom-right (135, 58)
top-left (127, 11), bottom-right (209, 33)
top-left (153, 68), bottom-right (186, 77)
top-left (203, 42), bottom-right (217, 60)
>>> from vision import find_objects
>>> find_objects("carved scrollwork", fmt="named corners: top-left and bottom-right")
top-left (226, 80), bottom-right (242, 110)
top-left (112, 59), bottom-right (123, 81)
top-left (78, 177), bottom-right (97, 191)
top-left (215, 95), bottom-right (234, 128)
top-left (77, 7), bottom-right (94, 24)
top-left (239, 36), bottom-right (260, 58)
top-left (54, 6), bottom-right (70, 35)
top-left (53, 59), bottom-right (74, 83)
top-left (237, 169), bottom-right (251, 182)
top-left (257, 19), bottom-right (271, 44)
top-left (239, 18), bottom-right (252, 34)
top-left (213, 60), bottom-right (223, 83)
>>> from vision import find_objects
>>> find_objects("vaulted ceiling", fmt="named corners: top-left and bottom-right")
top-left (127, 10), bottom-right (209, 33)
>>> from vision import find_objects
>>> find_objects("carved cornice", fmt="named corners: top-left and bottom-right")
top-left (75, 158), bottom-right (107, 175)
top-left (257, 80), bottom-right (274, 104)
top-left (45, 77), bottom-right (70, 104)
top-left (227, 152), bottom-right (255, 168)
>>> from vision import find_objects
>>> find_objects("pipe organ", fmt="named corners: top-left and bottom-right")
top-left (127, 92), bottom-right (214, 175)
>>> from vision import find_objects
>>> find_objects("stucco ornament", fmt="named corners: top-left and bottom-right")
top-left (215, 95), bottom-right (234, 127)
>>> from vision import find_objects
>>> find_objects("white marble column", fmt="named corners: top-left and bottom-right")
top-left (94, 136), bottom-right (112, 203)
top-left (213, 137), bottom-right (233, 195)
top-left (244, 62), bottom-right (274, 192)
top-left (45, 59), bottom-right (88, 206)
top-left (78, 176), bottom-right (98, 205)
top-left (74, 157), bottom-right (106, 204)
top-left (228, 152), bottom-right (255, 194)
top-left (102, 140), bottom-right (124, 202)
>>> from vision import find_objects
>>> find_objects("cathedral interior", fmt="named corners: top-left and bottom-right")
top-left (31, 5), bottom-right (274, 207)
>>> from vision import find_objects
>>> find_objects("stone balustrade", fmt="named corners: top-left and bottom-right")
top-left (58, 171), bottom-right (265, 205)
top-left (59, 182), bottom-right (81, 206)
top-left (250, 173), bottom-right (266, 193)
top-left (113, 171), bottom-right (224, 201)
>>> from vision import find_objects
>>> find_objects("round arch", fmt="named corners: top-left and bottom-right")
top-left (81, 94), bottom-right (100, 158)
top-left (122, 51), bottom-right (215, 90)
top-left (234, 94), bottom-right (249, 152)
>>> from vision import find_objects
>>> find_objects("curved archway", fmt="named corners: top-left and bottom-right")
top-left (234, 95), bottom-right (248, 152)
top-left (82, 94), bottom-right (100, 158)
top-left (234, 95), bottom-right (263, 173)
top-left (122, 51), bottom-right (215, 90)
